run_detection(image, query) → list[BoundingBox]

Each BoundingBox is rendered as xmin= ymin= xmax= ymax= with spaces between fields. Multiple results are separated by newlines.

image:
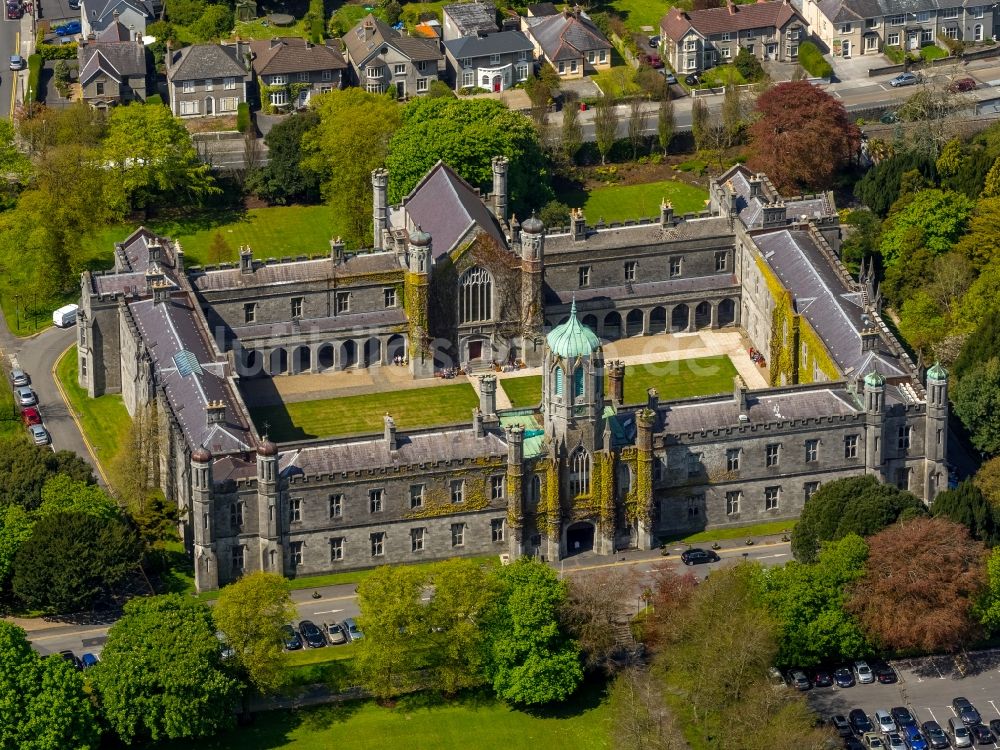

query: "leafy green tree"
xmin=733 ymin=47 xmax=764 ymax=82
xmin=385 ymin=98 xmax=552 ymax=213
xmin=213 ymin=571 xmax=295 ymax=696
xmin=691 ymin=96 xmax=709 ymax=152
xmin=975 ymin=546 xmax=1000 ymax=634
xmin=252 ymin=110 xmax=321 ymax=204
xmin=354 ymin=564 xmax=428 ymax=700
xmin=932 ymin=480 xmax=1000 ymax=545
xmin=0 ymin=621 xmax=99 ymax=750
xmin=483 ymin=558 xmax=582 ymax=705
xmin=189 ymin=3 xmax=233 ymax=41
xmin=561 ymin=102 xmax=582 ymax=162
xmin=37 ymin=475 xmax=119 ymax=519
xmin=164 ymin=0 xmax=206 ymax=26
xmin=594 ymin=93 xmax=619 ymax=166
xmin=93 ymin=595 xmax=241 ymax=743
xmin=539 ymin=199 xmax=570 ymax=227
xmin=898 ymin=289 xmax=949 ymax=354
xmin=838 ymin=208 xmax=881 ymax=270
xmin=954 ymin=197 xmax=1000 ymax=271
xmin=102 ymin=103 xmax=217 ymax=212
xmin=955 ymin=255 xmax=1000 ymax=334
xmin=792 ymin=475 xmax=926 ymax=562
xmin=953 ymin=357 xmax=1000 ymax=455
xmin=854 ymin=149 xmax=937 ymax=217
xmin=302 ymin=89 xmax=402 ymax=246
xmin=975 ymin=455 xmax=1000 ymax=506
xmin=763 ymin=534 xmax=871 ymax=668
xmin=0 ymin=506 xmax=33 ymax=595
xmin=426 ymin=558 xmax=499 ymax=694
xmin=12 ymin=511 xmax=144 ymax=613
xmin=657 ymin=96 xmax=674 ymax=156
xmin=0 ymin=119 xmax=30 ymax=201
xmin=879 ymin=188 xmax=974 ymax=266
xmin=0 ymin=438 xmax=94 ymax=511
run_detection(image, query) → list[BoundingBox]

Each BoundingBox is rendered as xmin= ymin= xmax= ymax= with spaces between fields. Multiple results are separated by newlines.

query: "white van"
xmin=52 ymin=304 xmax=79 ymax=328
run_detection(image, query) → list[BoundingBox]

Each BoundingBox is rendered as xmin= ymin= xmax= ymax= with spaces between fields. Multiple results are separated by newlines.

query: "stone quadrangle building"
xmin=78 ymin=160 xmax=950 ymax=592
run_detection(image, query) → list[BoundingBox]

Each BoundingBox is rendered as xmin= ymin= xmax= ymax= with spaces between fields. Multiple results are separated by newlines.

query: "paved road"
xmin=0 ymin=7 xmax=22 ymax=119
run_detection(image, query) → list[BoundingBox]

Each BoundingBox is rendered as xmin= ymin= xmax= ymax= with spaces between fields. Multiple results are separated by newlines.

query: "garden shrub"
xmin=797 ymin=41 xmax=833 ymax=78
xmin=236 ymin=102 xmax=250 ymax=133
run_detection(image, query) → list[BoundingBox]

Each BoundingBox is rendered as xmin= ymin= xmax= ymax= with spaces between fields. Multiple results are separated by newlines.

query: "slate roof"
xmin=282 ymin=426 xmax=507 ymax=475
xmin=661 ymin=1 xmax=803 ymax=42
xmin=443 ymin=2 xmax=498 ymax=36
xmin=85 ymin=0 xmax=153 ymax=24
xmin=114 ymin=227 xmax=178 ymax=276
xmin=191 ymin=253 xmax=402 ymax=292
xmin=544 ymin=216 xmax=729 ymax=254
xmin=78 ymin=39 xmax=147 ymax=84
xmin=723 ymin=165 xmax=835 ymax=228
xmin=443 ymin=29 xmax=534 ymax=58
xmin=526 ymin=2 xmax=558 ymax=16
xmin=811 ymin=0 xmax=978 ymax=25
xmin=128 ymin=294 xmax=255 ymax=456
xmin=96 ymin=20 xmax=132 ymax=41
xmin=167 ymin=43 xmax=248 ymax=82
xmin=525 ymin=10 xmax=611 ymax=62
xmin=343 ymin=14 xmax=443 ymax=66
xmin=398 ymin=161 xmax=508 ymax=258
xmin=752 ymin=229 xmax=907 ymax=380
xmin=249 ymin=37 xmax=346 ymax=76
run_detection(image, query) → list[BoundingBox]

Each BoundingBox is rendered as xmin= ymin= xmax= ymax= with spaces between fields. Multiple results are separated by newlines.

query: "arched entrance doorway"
xmin=671 ymin=304 xmax=689 ymax=332
xmin=718 ymin=298 xmax=736 ymax=327
xmin=694 ymin=301 xmax=711 ymax=329
xmin=317 ymin=344 xmax=335 ymax=371
xmin=625 ymin=309 xmax=643 ymax=337
xmin=604 ymin=311 xmax=622 ymax=339
xmin=649 ymin=306 xmax=667 ymax=334
xmin=565 ymin=521 xmax=595 ymax=556
xmin=492 ymin=75 xmax=502 ymax=92
xmin=387 ymin=334 xmax=406 ymax=363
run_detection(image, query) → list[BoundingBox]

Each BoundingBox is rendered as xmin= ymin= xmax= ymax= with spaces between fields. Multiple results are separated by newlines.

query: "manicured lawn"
xmin=920 ymin=44 xmax=948 ymax=61
xmin=621 ymin=355 xmax=738 ymax=404
xmin=698 ymin=64 xmax=747 ymax=88
xmin=156 ymin=682 xmax=610 ymax=750
xmin=0 ymin=368 xmax=21 ymax=438
xmin=250 ymin=382 xmax=479 ymax=440
xmin=285 ymin=645 xmax=359 ymax=692
xmin=612 ymin=0 xmax=669 ymax=32
xmin=55 ymin=346 xmax=132 ymax=477
xmin=590 ymin=58 xmax=642 ymax=98
xmin=501 ymin=376 xmax=543 ymax=409
xmin=558 ymin=180 xmax=710 ymax=223
xmin=679 ymin=519 xmax=793 ymax=544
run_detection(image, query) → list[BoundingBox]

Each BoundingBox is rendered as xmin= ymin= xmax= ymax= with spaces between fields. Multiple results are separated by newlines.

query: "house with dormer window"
xmin=166 ymin=42 xmax=251 ymax=118
xmin=522 ymin=6 xmax=611 ymax=79
xmin=342 ymin=14 xmax=443 ymax=98
xmin=443 ymin=30 xmax=534 ymax=92
xmin=249 ymin=37 xmax=347 ymax=110
xmin=77 ymin=20 xmax=148 ymax=107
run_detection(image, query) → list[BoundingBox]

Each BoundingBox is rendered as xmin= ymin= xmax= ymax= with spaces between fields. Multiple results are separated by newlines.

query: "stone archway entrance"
xmin=565 ymin=521 xmax=595 ymax=556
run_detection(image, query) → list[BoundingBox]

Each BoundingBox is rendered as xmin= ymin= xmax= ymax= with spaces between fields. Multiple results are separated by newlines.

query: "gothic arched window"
xmin=574 ymin=366 xmax=585 ymax=398
xmin=570 ymin=447 xmax=591 ymax=497
xmin=459 ymin=266 xmax=493 ymax=323
xmin=555 ymin=366 xmax=564 ymax=396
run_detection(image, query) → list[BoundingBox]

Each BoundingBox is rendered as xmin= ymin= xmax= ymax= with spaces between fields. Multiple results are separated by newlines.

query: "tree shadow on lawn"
xmin=148 ymin=208 xmax=249 ymax=241
xmin=294 ymin=699 xmax=364 ymax=731
xmin=520 ymin=673 xmax=609 ymax=719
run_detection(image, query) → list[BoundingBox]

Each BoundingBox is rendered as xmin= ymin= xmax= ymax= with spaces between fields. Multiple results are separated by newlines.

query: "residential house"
xmin=525 ymin=2 xmax=558 ymax=17
xmin=522 ymin=7 xmax=612 ymax=79
xmin=76 ymin=20 xmax=148 ymax=107
xmin=801 ymin=0 xmax=994 ymax=57
xmin=442 ymin=2 xmax=498 ymax=40
xmin=443 ymin=30 xmax=534 ymax=91
xmin=80 ymin=0 xmax=154 ymax=38
xmin=166 ymin=42 xmax=251 ymax=118
xmin=660 ymin=0 xmax=806 ymax=74
xmin=249 ymin=37 xmax=347 ymax=111
xmin=342 ymin=14 xmax=444 ymax=98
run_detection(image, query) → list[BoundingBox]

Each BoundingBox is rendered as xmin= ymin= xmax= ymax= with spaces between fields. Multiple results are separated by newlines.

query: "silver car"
xmin=875 ymin=709 xmax=897 ymax=734
xmin=16 ymin=386 xmax=36 ymax=406
xmin=9 ymin=368 xmax=28 ymax=387
xmin=28 ymin=424 xmax=49 ymax=445
xmin=323 ymin=621 xmax=347 ymax=645
xmin=854 ymin=660 xmax=874 ymax=684
xmin=889 ymin=72 xmax=920 ymax=87
xmin=342 ymin=618 xmax=363 ymax=642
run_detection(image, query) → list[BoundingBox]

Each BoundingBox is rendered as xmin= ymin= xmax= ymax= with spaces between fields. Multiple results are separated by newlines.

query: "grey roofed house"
xmin=166 ymin=42 xmax=251 ymax=117
xmin=248 ymin=36 xmax=347 ymax=76
xmin=392 ymin=161 xmax=507 ymax=258
xmin=443 ymin=28 xmax=534 ymax=58
xmin=167 ymin=42 xmax=249 ymax=82
xmin=442 ymin=1 xmax=498 ymax=40
xmin=809 ymin=0 xmax=976 ymax=24
xmin=524 ymin=8 xmax=611 ymax=62
xmin=342 ymin=14 xmax=444 ymax=65
xmin=81 ymin=0 xmax=154 ymax=38
xmin=77 ymin=24 xmax=148 ymax=106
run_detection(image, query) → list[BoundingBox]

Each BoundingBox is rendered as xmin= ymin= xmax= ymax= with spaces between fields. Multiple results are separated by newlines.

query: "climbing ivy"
xmin=506 ymin=466 xmax=523 ymax=531
xmin=595 ymin=451 xmax=615 ymax=536
xmin=258 ymin=82 xmax=312 ymax=114
xmin=404 ymin=465 xmax=501 ymax=519
xmin=798 ymin=318 xmax=841 ymax=384
xmin=404 ymin=271 xmax=429 ymax=358
xmin=545 ymin=459 xmax=560 ymax=540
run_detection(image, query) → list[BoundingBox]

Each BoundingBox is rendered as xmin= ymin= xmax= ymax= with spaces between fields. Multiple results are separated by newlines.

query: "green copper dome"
xmin=863 ymin=370 xmax=886 ymax=387
xmin=547 ymin=301 xmax=601 ymax=359
xmin=927 ymin=361 xmax=948 ymax=381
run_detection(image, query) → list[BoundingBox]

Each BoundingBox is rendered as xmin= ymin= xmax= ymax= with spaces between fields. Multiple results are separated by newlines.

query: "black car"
xmin=921 ymin=721 xmax=949 ymax=750
xmin=684 ymin=73 xmax=700 ymax=86
xmin=832 ymin=715 xmax=853 ymax=738
xmin=58 ymin=650 xmax=83 ymax=670
xmin=873 ymin=662 xmax=897 ymax=684
xmin=990 ymin=719 xmax=1000 ymax=736
xmin=970 ymin=723 xmax=995 ymax=745
xmin=849 ymin=708 xmax=873 ymax=735
xmin=953 ymin=697 xmax=982 ymax=726
xmin=681 ymin=548 xmax=719 ymax=565
xmin=833 ymin=667 xmax=855 ymax=687
xmin=845 ymin=737 xmax=864 ymax=750
xmin=891 ymin=706 xmax=916 ymax=729
xmin=281 ymin=624 xmax=302 ymax=650
xmin=299 ymin=620 xmax=326 ymax=649
xmin=814 ymin=670 xmax=834 ymax=687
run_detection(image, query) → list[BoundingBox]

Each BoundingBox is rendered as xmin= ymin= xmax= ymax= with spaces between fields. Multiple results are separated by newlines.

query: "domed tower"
xmin=190 ymin=446 xmax=218 ymax=591
xmin=543 ymin=300 xmax=604 ymax=450
xmin=255 ymin=438 xmax=283 ymax=576
xmin=863 ymin=370 xmax=886 ymax=481
xmin=925 ymin=362 xmax=949 ymax=500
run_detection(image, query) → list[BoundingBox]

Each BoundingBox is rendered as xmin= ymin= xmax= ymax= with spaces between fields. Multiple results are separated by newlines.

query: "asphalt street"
xmin=1 ymin=7 xmax=21 ymax=119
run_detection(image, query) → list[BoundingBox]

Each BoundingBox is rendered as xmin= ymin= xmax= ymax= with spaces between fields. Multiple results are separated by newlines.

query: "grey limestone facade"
xmin=166 ymin=42 xmax=252 ymax=118
xmin=79 ymin=161 xmax=950 ymax=592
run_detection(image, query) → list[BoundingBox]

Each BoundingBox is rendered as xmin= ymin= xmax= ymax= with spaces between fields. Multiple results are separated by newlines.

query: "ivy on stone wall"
xmin=755 ymin=254 xmax=796 ymax=387
xmin=798 ymin=318 xmax=841 ymax=384
xmin=403 ymin=271 xmax=429 ymax=358
xmin=403 ymin=465 xmax=499 ymax=519
xmin=595 ymin=451 xmax=615 ymax=536
xmin=545 ymin=459 xmax=561 ymax=540
xmin=258 ymin=82 xmax=312 ymax=114
xmin=506 ymin=469 xmax=523 ymax=531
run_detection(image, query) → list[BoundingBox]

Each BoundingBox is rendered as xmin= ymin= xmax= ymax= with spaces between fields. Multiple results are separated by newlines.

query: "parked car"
xmin=29 ymin=424 xmax=50 ymax=446
xmin=324 ymin=621 xmax=347 ymax=645
xmin=81 ymin=653 xmax=99 ymax=669
xmin=299 ymin=620 xmax=326 ymax=649
xmin=850 ymin=708 xmax=874 ymax=735
xmin=343 ymin=618 xmax=363 ymax=642
xmin=648 ymin=34 xmax=660 ymax=47
xmin=891 ymin=706 xmax=917 ymax=729
xmin=969 ymin=724 xmax=995 ymax=745
xmin=885 ymin=733 xmax=906 ymax=750
xmin=55 ymin=20 xmax=82 ymax=35
xmin=834 ymin=666 xmax=855 ymax=687
xmin=58 ymin=650 xmax=83 ymax=670
xmin=952 ymin=697 xmax=981 ymax=726
xmin=873 ymin=661 xmax=897 ymax=684
xmin=889 ymin=72 xmax=920 ymax=87
xmin=875 ymin=710 xmax=897 ymax=735
xmin=832 ymin=715 xmax=853 ymax=738
xmin=681 ymin=548 xmax=719 ymax=565
xmin=661 ymin=70 xmax=677 ymax=84
xmin=8 ymin=54 xmax=24 ymax=71
xmin=846 ymin=737 xmax=865 ymax=750
xmin=948 ymin=77 xmax=977 ymax=92
xmin=813 ymin=670 xmax=833 ymax=687
xmin=990 ymin=719 xmax=1000 ymax=736
xmin=281 ymin=624 xmax=302 ymax=650
xmin=6 ymin=3 xmax=21 ymax=19
xmin=949 ymin=716 xmax=973 ymax=748
xmin=9 ymin=368 xmax=28 ymax=387
xmin=684 ymin=73 xmax=699 ymax=85
xmin=790 ymin=670 xmax=811 ymax=690
xmin=20 ymin=406 xmax=40 ymax=426
xmin=902 ymin=725 xmax=928 ymax=750
xmin=16 ymin=386 xmax=36 ymax=406
xmin=922 ymin=721 xmax=950 ymax=750
xmin=863 ymin=733 xmax=885 ymax=749
xmin=880 ymin=111 xmax=900 ymax=124
xmin=646 ymin=53 xmax=664 ymax=69
xmin=854 ymin=660 xmax=874 ymax=684
xmin=68 ymin=0 xmax=80 ymax=7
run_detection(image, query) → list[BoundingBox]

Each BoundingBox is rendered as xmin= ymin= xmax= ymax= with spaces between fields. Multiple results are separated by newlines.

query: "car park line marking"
xmin=926 ymin=708 xmax=938 ymax=722
xmin=312 ymin=609 xmax=343 ymax=615
xmin=990 ymin=699 xmax=1000 ymax=717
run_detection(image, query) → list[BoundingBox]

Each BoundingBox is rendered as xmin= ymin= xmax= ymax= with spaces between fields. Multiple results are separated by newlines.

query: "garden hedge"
xmin=26 ymin=54 xmax=41 ymax=104
xmin=797 ymin=41 xmax=834 ymax=79
xmin=236 ymin=102 xmax=250 ymax=133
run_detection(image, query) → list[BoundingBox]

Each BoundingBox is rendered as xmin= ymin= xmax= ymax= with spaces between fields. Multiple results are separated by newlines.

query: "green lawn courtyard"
xmin=250 ymin=382 xmax=480 ymax=441
xmin=501 ymin=376 xmax=545 ymax=409
xmin=559 ymin=180 xmax=709 ymax=224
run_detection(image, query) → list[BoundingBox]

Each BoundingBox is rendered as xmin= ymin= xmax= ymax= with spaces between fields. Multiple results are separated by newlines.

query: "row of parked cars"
xmin=282 ymin=618 xmax=363 ymax=650
xmin=10 ymin=368 xmax=49 ymax=446
xmin=788 ymin=660 xmax=898 ymax=691
xmin=829 ymin=699 xmax=997 ymax=749
xmin=57 ymin=649 xmax=99 ymax=670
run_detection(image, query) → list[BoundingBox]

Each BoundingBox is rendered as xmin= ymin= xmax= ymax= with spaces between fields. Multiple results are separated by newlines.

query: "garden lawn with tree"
xmin=557 ymin=179 xmax=709 ymax=223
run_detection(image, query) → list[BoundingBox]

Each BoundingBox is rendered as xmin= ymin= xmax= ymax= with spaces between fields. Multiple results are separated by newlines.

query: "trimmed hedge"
xmin=884 ymin=45 xmax=906 ymax=64
xmin=36 ymin=42 xmax=77 ymax=60
xmin=797 ymin=41 xmax=833 ymax=79
xmin=26 ymin=54 xmax=41 ymax=104
xmin=146 ymin=94 xmax=163 ymax=105
xmin=236 ymin=101 xmax=250 ymax=133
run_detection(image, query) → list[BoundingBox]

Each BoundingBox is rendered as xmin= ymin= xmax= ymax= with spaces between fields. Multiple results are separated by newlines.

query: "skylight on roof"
xmin=173 ymin=350 xmax=203 ymax=377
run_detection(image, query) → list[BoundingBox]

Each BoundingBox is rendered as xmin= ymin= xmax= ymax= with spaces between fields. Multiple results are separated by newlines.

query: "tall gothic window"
xmin=570 ymin=447 xmax=591 ymax=497
xmin=574 ymin=366 xmax=585 ymax=397
xmin=459 ymin=267 xmax=493 ymax=323
xmin=555 ymin=366 xmax=564 ymax=396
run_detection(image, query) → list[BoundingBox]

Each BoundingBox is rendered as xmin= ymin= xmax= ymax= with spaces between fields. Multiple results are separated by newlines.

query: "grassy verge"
xmin=250 ymin=382 xmax=479 ymax=441
xmin=673 ymin=519 xmax=793 ymax=544
xmin=558 ymin=179 xmax=709 ymax=223
xmin=284 ymin=644 xmax=358 ymax=692
xmin=591 ymin=60 xmax=642 ymax=98
xmin=55 ymin=346 xmax=131 ymax=475
xmin=612 ymin=0 xmax=669 ymax=32
xmin=698 ymin=64 xmax=746 ymax=88
xmin=621 ymin=355 xmax=737 ymax=404
xmin=500 ymin=376 xmax=542 ymax=409
xmin=0 ymin=367 xmax=21 ymax=438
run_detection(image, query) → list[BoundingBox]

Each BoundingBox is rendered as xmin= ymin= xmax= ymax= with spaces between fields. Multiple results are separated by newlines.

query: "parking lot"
xmin=809 ymin=650 xmax=1000 ymax=747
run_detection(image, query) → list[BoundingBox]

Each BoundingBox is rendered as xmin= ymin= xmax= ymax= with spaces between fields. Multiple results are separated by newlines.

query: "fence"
xmin=868 ymin=42 xmax=1000 ymax=77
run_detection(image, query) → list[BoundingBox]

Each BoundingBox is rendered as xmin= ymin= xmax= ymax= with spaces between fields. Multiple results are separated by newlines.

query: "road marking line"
xmin=927 ymin=708 xmax=937 ymax=722
xmin=990 ymin=699 xmax=1000 ymax=718
xmin=312 ymin=609 xmax=343 ymax=615
xmin=30 ymin=625 xmax=110 ymax=643
xmin=9 ymin=30 xmax=18 ymax=118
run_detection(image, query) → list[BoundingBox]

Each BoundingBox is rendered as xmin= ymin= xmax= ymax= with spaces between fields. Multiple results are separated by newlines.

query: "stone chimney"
xmin=174 ymin=241 xmax=185 ymax=272
xmin=479 ymin=374 xmax=497 ymax=416
xmin=330 ymin=236 xmax=345 ymax=263
xmin=384 ymin=414 xmax=397 ymax=450
xmin=372 ymin=168 xmax=389 ymax=251
xmin=270 ymin=36 xmax=280 ymax=48
xmin=206 ymin=400 xmax=227 ymax=425
xmin=734 ymin=375 xmax=748 ymax=415
xmin=510 ymin=214 xmax=520 ymax=245
xmin=151 ymin=280 xmax=171 ymax=305
xmin=491 ymin=155 xmax=508 ymax=223
xmin=473 ymin=408 xmax=485 ymax=438
xmin=660 ymin=199 xmax=673 ymax=228
xmin=762 ymin=202 xmax=786 ymax=228
xmin=148 ymin=239 xmax=162 ymax=264
xmin=571 ymin=208 xmax=586 ymax=241
xmin=727 ymin=0 xmax=736 ymax=13
xmin=861 ymin=326 xmax=880 ymax=352
xmin=646 ymin=387 xmax=659 ymax=412
xmin=749 ymin=174 xmax=764 ymax=198
xmin=608 ymin=359 xmax=625 ymax=405
xmin=364 ymin=16 xmax=375 ymax=39
xmin=239 ymin=245 xmax=254 ymax=274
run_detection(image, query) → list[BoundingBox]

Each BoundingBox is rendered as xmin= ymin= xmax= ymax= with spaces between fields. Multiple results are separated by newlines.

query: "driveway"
xmin=830 ymin=52 xmax=894 ymax=82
